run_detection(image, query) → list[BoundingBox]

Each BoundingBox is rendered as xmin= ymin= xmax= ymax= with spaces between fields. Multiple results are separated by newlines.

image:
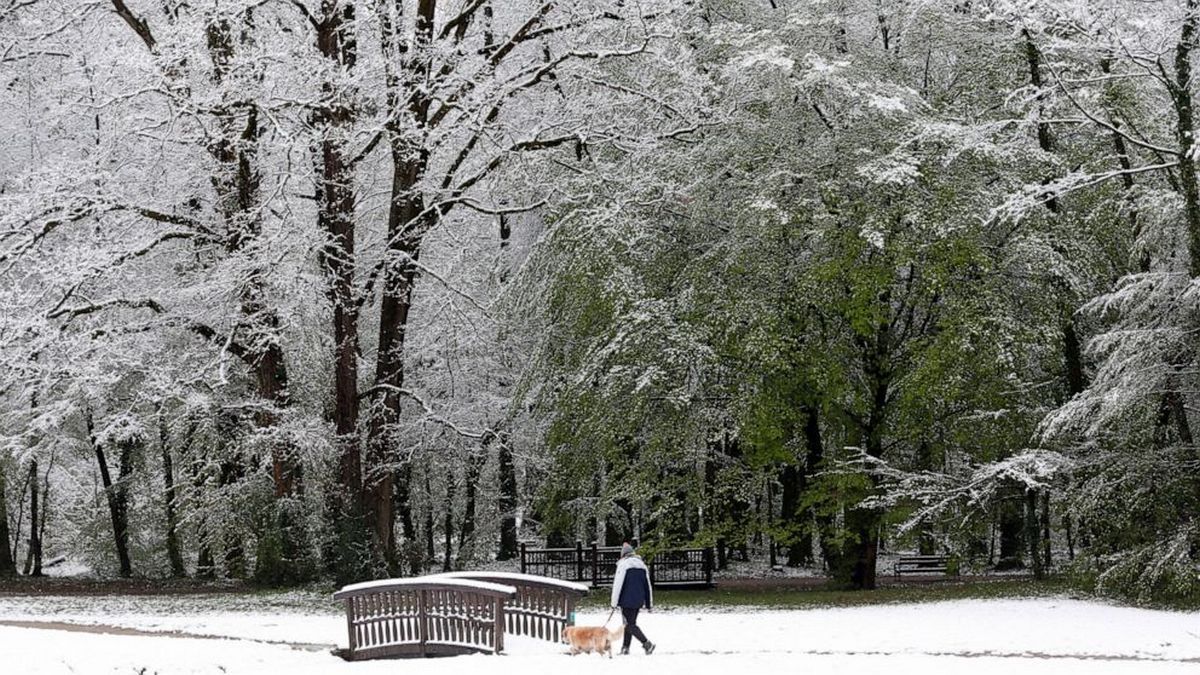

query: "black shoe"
xmin=643 ymin=641 xmax=655 ymax=655
xmin=619 ymin=647 xmax=629 ymax=656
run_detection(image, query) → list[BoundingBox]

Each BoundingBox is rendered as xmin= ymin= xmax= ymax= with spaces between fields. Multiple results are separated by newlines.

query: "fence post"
xmin=704 ymin=548 xmax=713 ymax=587
xmin=343 ymin=598 xmax=357 ymax=658
xmin=649 ymin=557 xmax=657 ymax=585
xmin=418 ymin=589 xmax=428 ymax=657
xmin=590 ymin=542 xmax=599 ymax=586
xmin=493 ymin=596 xmax=505 ymax=653
xmin=520 ymin=543 xmax=527 ymax=574
xmin=575 ymin=540 xmax=584 ymax=581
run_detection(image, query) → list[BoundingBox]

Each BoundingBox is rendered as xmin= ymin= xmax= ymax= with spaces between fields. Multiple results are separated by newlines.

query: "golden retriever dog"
xmin=561 ymin=624 xmax=625 ymax=658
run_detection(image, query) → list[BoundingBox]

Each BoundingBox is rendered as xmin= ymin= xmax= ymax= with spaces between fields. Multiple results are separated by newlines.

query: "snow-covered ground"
xmin=0 ymin=594 xmax=1197 ymax=674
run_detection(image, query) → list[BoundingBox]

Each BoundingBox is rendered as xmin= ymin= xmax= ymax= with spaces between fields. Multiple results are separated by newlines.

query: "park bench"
xmin=333 ymin=572 xmax=589 ymax=660
xmin=894 ymin=554 xmax=956 ymax=579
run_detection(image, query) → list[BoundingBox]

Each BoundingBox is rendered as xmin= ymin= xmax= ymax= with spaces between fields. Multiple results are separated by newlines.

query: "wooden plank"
xmin=493 ymin=597 xmax=504 ymax=653
xmin=344 ymin=599 xmax=356 ymax=657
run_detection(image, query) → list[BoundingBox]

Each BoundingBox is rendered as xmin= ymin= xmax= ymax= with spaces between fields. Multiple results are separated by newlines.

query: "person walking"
xmin=610 ymin=541 xmax=656 ymax=655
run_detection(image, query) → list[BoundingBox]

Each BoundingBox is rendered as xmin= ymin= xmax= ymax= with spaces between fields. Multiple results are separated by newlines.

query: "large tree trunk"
xmin=189 ymin=441 xmax=216 ymax=581
xmin=312 ymin=0 xmax=366 ymax=583
xmin=1024 ymin=30 xmax=1069 ymax=571
xmin=443 ymin=470 xmax=455 ymax=572
xmin=394 ymin=462 xmax=419 ymax=573
xmin=997 ymin=488 xmax=1026 ymax=570
xmin=1098 ymin=57 xmax=1148 ymax=272
xmin=205 ymin=14 xmax=309 ymax=585
xmin=159 ymin=413 xmax=185 ymax=578
xmin=23 ymin=461 xmax=42 ymax=577
xmin=495 ymin=208 xmax=520 ymax=562
xmin=1173 ymin=1 xmax=1200 ymax=276
xmin=779 ymin=460 xmax=810 ymax=567
xmin=802 ymin=405 xmax=838 ymax=573
xmin=365 ymin=0 xmax=438 ymax=577
xmin=1040 ymin=491 xmax=1052 ymax=569
xmin=837 ymin=320 xmax=891 ymax=590
xmin=781 ymin=407 xmax=822 ymax=567
xmin=457 ymin=448 xmax=487 ymax=566
xmin=0 ymin=465 xmax=14 ymax=576
xmin=496 ymin=432 xmax=519 ymax=561
xmin=88 ymin=415 xmax=132 ymax=578
xmin=1025 ymin=489 xmax=1045 ymax=580
xmin=216 ymin=445 xmax=247 ymax=580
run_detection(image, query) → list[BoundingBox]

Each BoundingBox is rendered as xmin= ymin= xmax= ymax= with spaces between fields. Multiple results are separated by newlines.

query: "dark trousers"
xmin=620 ymin=606 xmax=648 ymax=650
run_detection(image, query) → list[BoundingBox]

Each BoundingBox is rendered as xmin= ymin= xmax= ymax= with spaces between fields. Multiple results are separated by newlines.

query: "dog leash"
xmin=603 ymin=607 xmax=617 ymax=627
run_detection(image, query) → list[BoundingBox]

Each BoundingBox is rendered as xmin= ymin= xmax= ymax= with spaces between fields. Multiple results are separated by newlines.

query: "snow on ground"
xmin=0 ymin=594 xmax=1197 ymax=674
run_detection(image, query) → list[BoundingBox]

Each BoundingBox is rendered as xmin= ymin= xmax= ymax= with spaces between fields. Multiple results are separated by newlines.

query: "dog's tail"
xmin=609 ymin=624 xmax=625 ymax=642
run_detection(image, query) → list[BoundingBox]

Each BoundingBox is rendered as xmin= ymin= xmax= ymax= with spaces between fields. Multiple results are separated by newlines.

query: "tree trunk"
xmin=766 ymin=477 xmax=777 ymax=568
xmin=496 ymin=432 xmax=519 ymax=561
xmin=394 ymin=462 xmax=419 ymax=574
xmin=442 ymin=471 xmax=455 ymax=572
xmin=1040 ymin=491 xmax=1052 ymax=569
xmin=88 ymin=415 xmax=132 ymax=578
xmin=366 ymin=0 xmax=438 ymax=577
xmin=189 ymin=443 xmax=215 ymax=581
xmin=1065 ymin=515 xmax=1076 ymax=561
xmin=159 ymin=413 xmax=185 ymax=578
xmin=997 ymin=491 xmax=1025 ymax=570
xmin=779 ymin=462 xmax=806 ymax=566
xmin=1022 ymin=28 xmax=1060 ymax=213
xmin=313 ymin=0 xmax=365 ymax=584
xmin=424 ymin=470 xmax=436 ymax=570
xmin=1099 ymin=57 xmax=1148 ymax=272
xmin=838 ymin=320 xmax=890 ymax=590
xmin=24 ymin=461 xmax=42 ymax=577
xmin=219 ymin=458 xmax=245 ymax=580
xmin=196 ymin=536 xmax=215 ymax=581
xmin=457 ymin=448 xmax=486 ymax=566
xmin=207 ymin=15 xmax=308 ymax=585
xmin=1025 ymin=489 xmax=1044 ymax=580
xmin=803 ymin=405 xmax=833 ymax=571
xmin=1172 ymin=1 xmax=1200 ymax=276
xmin=1063 ymin=319 xmax=1086 ymax=398
xmin=0 ymin=465 xmax=13 ymax=576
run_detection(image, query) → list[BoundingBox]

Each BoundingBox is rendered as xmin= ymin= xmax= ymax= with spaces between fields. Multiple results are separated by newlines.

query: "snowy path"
xmin=0 ymin=596 xmax=1197 ymax=673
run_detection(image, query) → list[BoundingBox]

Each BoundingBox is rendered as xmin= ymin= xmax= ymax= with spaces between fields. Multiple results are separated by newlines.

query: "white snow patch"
xmin=868 ymin=94 xmax=909 ymax=113
xmin=333 ymin=576 xmax=517 ymax=598
xmin=428 ymin=571 xmax=591 ymax=593
xmin=0 ymin=596 xmax=1197 ymax=673
xmin=733 ymin=46 xmax=795 ymax=72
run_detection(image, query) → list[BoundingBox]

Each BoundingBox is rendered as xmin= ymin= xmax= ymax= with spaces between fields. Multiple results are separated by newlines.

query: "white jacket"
xmin=610 ymin=554 xmax=654 ymax=608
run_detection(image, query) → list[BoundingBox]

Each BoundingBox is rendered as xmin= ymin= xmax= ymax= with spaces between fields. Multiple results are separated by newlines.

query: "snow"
xmin=1 ymin=595 xmax=1198 ymax=673
xmin=428 ymin=571 xmax=591 ymax=593
xmin=333 ymin=577 xmax=518 ymax=598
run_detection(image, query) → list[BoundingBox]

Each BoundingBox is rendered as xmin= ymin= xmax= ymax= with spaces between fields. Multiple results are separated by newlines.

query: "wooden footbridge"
xmin=333 ymin=571 xmax=589 ymax=659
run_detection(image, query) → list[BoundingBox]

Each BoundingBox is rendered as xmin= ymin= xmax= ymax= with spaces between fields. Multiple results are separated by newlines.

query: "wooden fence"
xmin=520 ymin=542 xmax=714 ymax=588
xmin=430 ymin=572 xmax=589 ymax=643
